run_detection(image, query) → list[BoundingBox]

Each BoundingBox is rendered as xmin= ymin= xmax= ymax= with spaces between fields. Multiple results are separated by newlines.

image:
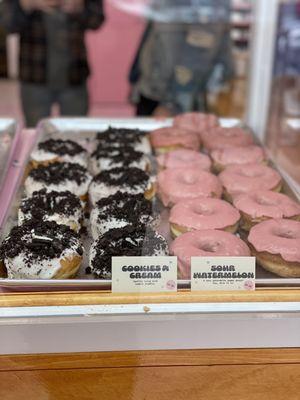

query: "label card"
xmin=112 ymin=256 xmax=177 ymax=293
xmin=191 ymin=257 xmax=256 ymax=291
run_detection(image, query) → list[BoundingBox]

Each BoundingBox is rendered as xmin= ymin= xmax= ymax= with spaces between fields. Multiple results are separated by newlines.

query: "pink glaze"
xmin=201 ymin=127 xmax=254 ymax=152
xmin=150 ymin=127 xmax=200 ymax=151
xmin=211 ymin=145 xmax=265 ymax=168
xmin=157 ymin=149 xmax=211 ymax=171
xmin=171 ymin=229 xmax=250 ymax=279
xmin=248 ymin=219 xmax=300 ymax=263
xmin=234 ymin=190 xmax=300 ymax=219
xmin=219 ymin=163 xmax=282 ymax=198
xmin=173 ymin=112 xmax=219 ymax=135
xmin=158 ymin=168 xmax=223 ymax=207
xmin=170 ymin=197 xmax=240 ymax=231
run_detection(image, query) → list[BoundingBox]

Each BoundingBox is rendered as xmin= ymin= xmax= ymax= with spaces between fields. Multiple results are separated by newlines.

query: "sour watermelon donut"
xmin=173 ymin=112 xmax=219 ymax=135
xmin=158 ymin=168 xmax=223 ymax=207
xmin=219 ymin=163 xmax=282 ymax=202
xmin=150 ymin=127 xmax=200 ymax=153
xmin=233 ymin=190 xmax=300 ymax=231
xmin=169 ymin=197 xmax=241 ymax=237
xmin=211 ymin=145 xmax=266 ymax=173
xmin=157 ymin=149 xmax=211 ymax=171
xmin=248 ymin=219 xmax=300 ymax=277
xmin=201 ymin=127 xmax=254 ymax=152
xmin=170 ymin=229 xmax=250 ymax=279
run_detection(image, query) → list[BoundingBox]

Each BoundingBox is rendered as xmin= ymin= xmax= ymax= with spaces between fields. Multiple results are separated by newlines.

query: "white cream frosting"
xmin=90 ymin=154 xmax=150 ymax=175
xmin=25 ymin=174 xmax=92 ymax=198
xmin=89 ymin=180 xmax=152 ymax=206
xmin=31 ymin=149 xmax=89 ymax=168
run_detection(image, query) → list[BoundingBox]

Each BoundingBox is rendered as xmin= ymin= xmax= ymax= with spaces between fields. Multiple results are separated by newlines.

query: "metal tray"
xmin=0 ymin=118 xmax=19 ymax=192
xmin=1 ymin=117 xmax=300 ymax=292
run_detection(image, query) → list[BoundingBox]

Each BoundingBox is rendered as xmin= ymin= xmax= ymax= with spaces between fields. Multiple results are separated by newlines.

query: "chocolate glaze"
xmin=38 ymin=138 xmax=87 ymax=156
xmin=0 ymin=220 xmax=83 ymax=266
xmin=90 ymin=225 xmax=168 ymax=279
xmin=20 ymin=189 xmax=82 ymax=219
xmin=92 ymin=167 xmax=150 ymax=188
xmin=29 ymin=162 xmax=89 ymax=185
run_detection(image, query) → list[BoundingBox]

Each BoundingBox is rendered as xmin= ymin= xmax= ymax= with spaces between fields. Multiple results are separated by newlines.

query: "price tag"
xmin=112 ymin=256 xmax=177 ymax=293
xmin=191 ymin=257 xmax=256 ymax=291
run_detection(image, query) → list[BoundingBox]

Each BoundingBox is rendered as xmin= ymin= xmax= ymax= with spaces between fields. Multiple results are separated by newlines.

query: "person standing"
xmin=1 ymin=0 xmax=104 ymax=126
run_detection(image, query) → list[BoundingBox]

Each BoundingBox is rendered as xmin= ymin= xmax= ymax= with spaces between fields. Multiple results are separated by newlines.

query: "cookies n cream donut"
xmin=0 ymin=220 xmax=84 ymax=279
xmin=170 ymin=229 xmax=250 ymax=279
xmin=157 ymin=149 xmax=211 ymax=171
xmin=248 ymin=219 xmax=300 ymax=277
xmin=19 ymin=189 xmax=83 ymax=232
xmin=25 ymin=162 xmax=92 ymax=200
xmin=96 ymin=127 xmax=151 ymax=154
xmin=150 ymin=127 xmax=200 ymax=153
xmin=169 ymin=197 xmax=240 ymax=237
xmin=219 ymin=163 xmax=282 ymax=202
xmin=201 ymin=127 xmax=254 ymax=152
xmin=89 ymin=167 xmax=155 ymax=205
xmin=90 ymin=191 xmax=159 ymax=239
xmin=90 ymin=146 xmax=150 ymax=175
xmin=211 ymin=145 xmax=266 ymax=173
xmin=173 ymin=112 xmax=219 ymax=134
xmin=88 ymin=225 xmax=169 ymax=279
xmin=234 ymin=190 xmax=300 ymax=231
xmin=158 ymin=168 xmax=223 ymax=207
xmin=31 ymin=138 xmax=88 ymax=168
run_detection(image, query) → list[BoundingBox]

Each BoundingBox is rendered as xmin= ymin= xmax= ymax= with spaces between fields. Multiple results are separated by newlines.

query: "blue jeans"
xmin=21 ymin=83 xmax=89 ymax=127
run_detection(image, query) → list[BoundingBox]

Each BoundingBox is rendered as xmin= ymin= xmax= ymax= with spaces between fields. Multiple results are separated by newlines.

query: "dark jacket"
xmin=1 ymin=0 xmax=104 ymax=85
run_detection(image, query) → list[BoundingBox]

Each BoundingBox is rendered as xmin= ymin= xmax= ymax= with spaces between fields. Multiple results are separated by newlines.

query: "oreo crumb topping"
xmin=20 ymin=189 xmax=82 ymax=219
xmin=92 ymin=167 xmax=150 ymax=188
xmin=90 ymin=225 xmax=169 ymax=279
xmin=0 ymin=220 xmax=83 ymax=265
xmin=92 ymin=146 xmax=145 ymax=165
xmin=29 ymin=162 xmax=89 ymax=185
xmin=96 ymin=127 xmax=147 ymax=146
xmin=38 ymin=138 xmax=87 ymax=156
xmin=95 ymin=191 xmax=154 ymax=223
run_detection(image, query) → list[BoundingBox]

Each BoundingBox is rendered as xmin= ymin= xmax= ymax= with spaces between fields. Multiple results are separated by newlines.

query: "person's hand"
xmin=61 ymin=0 xmax=84 ymax=14
xmin=20 ymin=0 xmax=60 ymax=13
xmin=152 ymin=105 xmax=174 ymax=118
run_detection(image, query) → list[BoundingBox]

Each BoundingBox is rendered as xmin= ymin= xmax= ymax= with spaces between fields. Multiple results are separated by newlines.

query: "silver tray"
xmin=1 ymin=117 xmax=300 ymax=292
xmin=0 ymin=118 xmax=19 ymax=191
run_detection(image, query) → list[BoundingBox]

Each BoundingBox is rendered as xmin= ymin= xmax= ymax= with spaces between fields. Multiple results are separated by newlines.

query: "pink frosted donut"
xmin=211 ymin=145 xmax=266 ymax=172
xmin=171 ymin=229 xmax=250 ymax=279
xmin=234 ymin=190 xmax=300 ymax=230
xmin=219 ymin=163 xmax=282 ymax=201
xmin=173 ymin=112 xmax=219 ymax=135
xmin=157 ymin=149 xmax=211 ymax=171
xmin=248 ymin=219 xmax=300 ymax=277
xmin=169 ymin=197 xmax=241 ymax=237
xmin=150 ymin=127 xmax=200 ymax=153
xmin=158 ymin=168 xmax=223 ymax=207
xmin=201 ymin=127 xmax=254 ymax=152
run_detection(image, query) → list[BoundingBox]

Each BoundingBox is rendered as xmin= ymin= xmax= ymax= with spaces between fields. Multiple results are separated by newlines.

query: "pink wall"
xmin=86 ymin=3 xmax=145 ymax=107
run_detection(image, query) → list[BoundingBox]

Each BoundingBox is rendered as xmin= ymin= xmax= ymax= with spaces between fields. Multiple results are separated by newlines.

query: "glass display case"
xmin=0 ymin=1 xmax=300 ymax=398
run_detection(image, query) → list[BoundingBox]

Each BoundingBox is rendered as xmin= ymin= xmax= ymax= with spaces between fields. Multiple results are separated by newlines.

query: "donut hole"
xmin=198 ymin=240 xmax=220 ymax=253
xmin=181 ymin=174 xmax=198 ymax=185
xmin=193 ymin=205 xmax=213 ymax=216
xmin=276 ymin=230 xmax=296 ymax=239
xmin=255 ymin=195 xmax=278 ymax=207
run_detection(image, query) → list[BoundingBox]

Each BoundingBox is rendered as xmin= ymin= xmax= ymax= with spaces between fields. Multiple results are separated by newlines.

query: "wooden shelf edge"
xmin=1 ymin=288 xmax=300 ymax=308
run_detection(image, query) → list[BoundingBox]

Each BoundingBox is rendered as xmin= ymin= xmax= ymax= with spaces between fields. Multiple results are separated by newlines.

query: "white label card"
xmin=191 ymin=257 xmax=256 ymax=291
xmin=112 ymin=256 xmax=177 ymax=293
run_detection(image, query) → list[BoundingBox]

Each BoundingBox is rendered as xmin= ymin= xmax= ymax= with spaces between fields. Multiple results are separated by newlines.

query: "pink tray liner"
xmin=0 ymin=129 xmax=39 ymax=229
